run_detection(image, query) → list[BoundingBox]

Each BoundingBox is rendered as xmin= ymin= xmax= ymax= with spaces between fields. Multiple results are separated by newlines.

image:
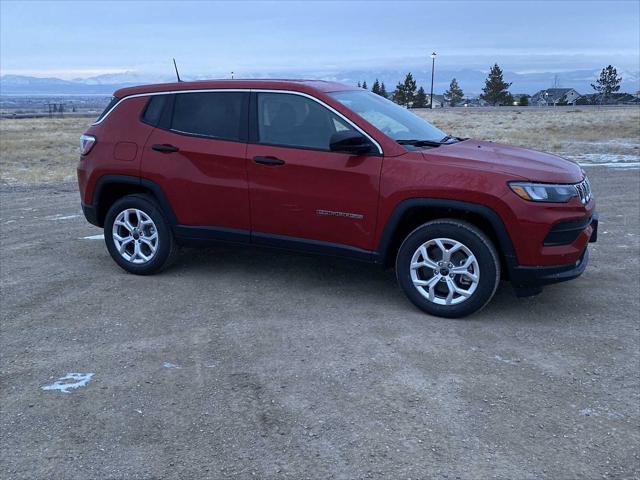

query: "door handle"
xmin=152 ymin=144 xmax=179 ymax=153
xmin=253 ymin=156 xmax=285 ymax=166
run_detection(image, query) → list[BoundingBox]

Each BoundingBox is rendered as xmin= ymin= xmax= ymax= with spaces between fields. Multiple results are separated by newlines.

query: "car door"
xmin=246 ymin=91 xmax=383 ymax=253
xmin=141 ymin=91 xmax=250 ymax=234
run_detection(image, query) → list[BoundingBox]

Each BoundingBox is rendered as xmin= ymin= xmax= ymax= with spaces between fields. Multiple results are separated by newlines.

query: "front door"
xmin=246 ymin=92 xmax=382 ymax=252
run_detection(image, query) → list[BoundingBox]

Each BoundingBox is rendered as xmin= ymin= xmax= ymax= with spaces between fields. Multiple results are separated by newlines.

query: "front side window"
xmin=171 ymin=92 xmax=245 ymax=141
xmin=329 ymin=90 xmax=447 ymax=143
xmin=257 ymin=93 xmax=354 ymax=150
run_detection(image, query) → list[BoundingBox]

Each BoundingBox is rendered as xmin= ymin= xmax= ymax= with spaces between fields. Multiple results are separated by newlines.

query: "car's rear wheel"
xmin=396 ymin=219 xmax=500 ymax=318
xmin=104 ymin=194 xmax=176 ymax=275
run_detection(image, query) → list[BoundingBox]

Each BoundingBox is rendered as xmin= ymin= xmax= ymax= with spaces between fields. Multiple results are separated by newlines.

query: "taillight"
xmin=80 ymin=134 xmax=96 ymax=155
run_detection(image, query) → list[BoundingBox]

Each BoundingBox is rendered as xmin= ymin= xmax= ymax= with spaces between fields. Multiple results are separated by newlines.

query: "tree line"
xmin=357 ymin=73 xmax=466 ymax=107
xmin=356 ymin=63 xmax=624 ymax=108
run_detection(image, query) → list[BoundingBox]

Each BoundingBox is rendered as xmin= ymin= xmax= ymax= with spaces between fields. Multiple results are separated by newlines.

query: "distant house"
xmin=606 ymin=92 xmax=639 ymax=104
xmin=428 ymin=94 xmax=445 ymax=108
xmin=577 ymin=92 xmax=640 ymax=105
xmin=512 ymin=94 xmax=530 ymax=106
xmin=531 ymin=88 xmax=581 ymax=106
xmin=461 ymin=97 xmax=489 ymax=107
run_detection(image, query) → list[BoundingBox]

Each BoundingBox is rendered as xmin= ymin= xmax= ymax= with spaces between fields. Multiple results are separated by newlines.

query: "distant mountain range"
xmin=1 ymin=68 xmax=638 ymax=96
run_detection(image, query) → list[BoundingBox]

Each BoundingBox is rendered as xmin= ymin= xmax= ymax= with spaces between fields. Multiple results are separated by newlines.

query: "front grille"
xmin=575 ymin=177 xmax=592 ymax=204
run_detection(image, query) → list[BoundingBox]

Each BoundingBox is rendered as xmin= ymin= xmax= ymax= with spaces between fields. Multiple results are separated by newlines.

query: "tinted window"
xmin=171 ymin=92 xmax=245 ymax=141
xmin=96 ymin=96 xmax=119 ymax=122
xmin=257 ymin=93 xmax=354 ymax=150
xmin=142 ymin=95 xmax=167 ymax=126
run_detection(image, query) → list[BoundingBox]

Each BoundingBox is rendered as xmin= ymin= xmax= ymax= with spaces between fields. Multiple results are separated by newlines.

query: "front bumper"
xmin=509 ymin=213 xmax=597 ymax=297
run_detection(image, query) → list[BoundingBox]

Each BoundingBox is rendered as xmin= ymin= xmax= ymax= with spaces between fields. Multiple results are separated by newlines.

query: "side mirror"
xmin=329 ymin=131 xmax=374 ymax=155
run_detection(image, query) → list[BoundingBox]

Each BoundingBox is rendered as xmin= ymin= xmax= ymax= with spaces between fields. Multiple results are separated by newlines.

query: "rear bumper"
xmin=81 ymin=202 xmax=100 ymax=227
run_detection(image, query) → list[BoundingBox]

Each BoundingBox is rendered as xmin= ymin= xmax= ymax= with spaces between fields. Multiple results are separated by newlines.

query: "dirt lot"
xmin=0 ymin=166 xmax=639 ymax=479
xmin=0 ymin=106 xmax=639 ymax=185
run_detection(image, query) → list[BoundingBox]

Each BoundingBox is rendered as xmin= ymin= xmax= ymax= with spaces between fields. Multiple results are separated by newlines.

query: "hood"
xmin=427 ymin=139 xmax=583 ymax=184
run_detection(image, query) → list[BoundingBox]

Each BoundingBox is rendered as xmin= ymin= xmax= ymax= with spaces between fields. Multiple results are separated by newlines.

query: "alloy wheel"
xmin=410 ymin=237 xmax=480 ymax=305
xmin=111 ymin=208 xmax=159 ymax=264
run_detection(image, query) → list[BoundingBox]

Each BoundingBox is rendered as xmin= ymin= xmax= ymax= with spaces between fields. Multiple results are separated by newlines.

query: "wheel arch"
xmin=377 ymin=198 xmax=517 ymax=276
xmin=91 ymin=175 xmax=177 ymax=228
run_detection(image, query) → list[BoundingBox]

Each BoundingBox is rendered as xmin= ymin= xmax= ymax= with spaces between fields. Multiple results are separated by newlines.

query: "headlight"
xmin=509 ymin=182 xmax=578 ymax=203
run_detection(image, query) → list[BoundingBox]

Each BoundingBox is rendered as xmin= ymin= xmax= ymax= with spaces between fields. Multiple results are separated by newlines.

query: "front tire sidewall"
xmin=396 ymin=221 xmax=500 ymax=318
xmin=104 ymin=195 xmax=174 ymax=275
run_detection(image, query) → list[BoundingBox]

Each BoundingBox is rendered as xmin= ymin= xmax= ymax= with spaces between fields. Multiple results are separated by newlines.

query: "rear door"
xmin=141 ymin=91 xmax=250 ymax=232
xmin=246 ymin=91 xmax=383 ymax=252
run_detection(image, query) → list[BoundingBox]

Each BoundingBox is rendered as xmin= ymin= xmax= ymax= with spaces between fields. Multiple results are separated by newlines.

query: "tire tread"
xmin=395 ymin=218 xmax=501 ymax=318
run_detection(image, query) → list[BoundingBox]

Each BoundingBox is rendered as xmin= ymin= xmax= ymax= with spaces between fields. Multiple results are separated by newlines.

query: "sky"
xmin=1 ymin=0 xmax=639 ymax=79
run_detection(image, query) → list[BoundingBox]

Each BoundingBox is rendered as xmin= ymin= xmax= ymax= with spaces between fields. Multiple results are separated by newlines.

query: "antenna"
xmin=173 ymin=58 xmax=183 ymax=82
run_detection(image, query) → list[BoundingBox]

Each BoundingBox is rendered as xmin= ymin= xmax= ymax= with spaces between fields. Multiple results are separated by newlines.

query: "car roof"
xmin=114 ymin=79 xmax=358 ymax=98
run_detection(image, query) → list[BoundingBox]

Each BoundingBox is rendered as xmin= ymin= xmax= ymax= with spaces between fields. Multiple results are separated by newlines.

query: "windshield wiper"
xmin=397 ymin=139 xmax=443 ymax=147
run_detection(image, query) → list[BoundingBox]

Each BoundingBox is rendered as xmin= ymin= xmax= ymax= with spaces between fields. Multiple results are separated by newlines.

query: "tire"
xmin=395 ymin=219 xmax=500 ymax=318
xmin=104 ymin=194 xmax=177 ymax=275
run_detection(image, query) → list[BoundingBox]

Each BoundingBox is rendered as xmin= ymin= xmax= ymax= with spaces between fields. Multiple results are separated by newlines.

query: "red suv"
xmin=77 ymin=80 xmax=597 ymax=318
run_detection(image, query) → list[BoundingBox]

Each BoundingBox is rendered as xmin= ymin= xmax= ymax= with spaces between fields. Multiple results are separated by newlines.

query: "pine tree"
xmin=480 ymin=64 xmax=512 ymax=106
xmin=444 ymin=78 xmax=464 ymax=106
xmin=362 ymin=81 xmax=368 ymax=90
xmin=379 ymin=82 xmax=388 ymax=98
xmin=518 ymin=95 xmax=529 ymax=106
xmin=357 ymin=81 xmax=361 ymax=88
xmin=393 ymin=81 xmax=406 ymax=106
xmin=372 ymin=79 xmax=381 ymax=95
xmin=591 ymin=65 xmax=622 ymax=104
xmin=413 ymin=87 xmax=428 ymax=108
xmin=402 ymin=73 xmax=417 ymax=107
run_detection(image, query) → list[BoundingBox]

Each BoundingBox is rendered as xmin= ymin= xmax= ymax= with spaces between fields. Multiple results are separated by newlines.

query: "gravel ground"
xmin=1 ymin=166 xmax=639 ymax=480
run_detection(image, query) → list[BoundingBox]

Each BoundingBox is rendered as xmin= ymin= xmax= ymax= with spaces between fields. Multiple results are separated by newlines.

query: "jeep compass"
xmin=77 ymin=79 xmax=597 ymax=318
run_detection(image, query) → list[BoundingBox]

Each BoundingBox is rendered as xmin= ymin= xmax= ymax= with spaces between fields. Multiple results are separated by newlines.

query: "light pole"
xmin=430 ymin=52 xmax=437 ymax=109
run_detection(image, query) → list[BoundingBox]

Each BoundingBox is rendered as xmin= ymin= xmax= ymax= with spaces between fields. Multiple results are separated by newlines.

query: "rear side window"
xmin=141 ymin=95 xmax=167 ymax=126
xmin=171 ymin=92 xmax=245 ymax=141
xmin=95 ymin=96 xmax=119 ymax=122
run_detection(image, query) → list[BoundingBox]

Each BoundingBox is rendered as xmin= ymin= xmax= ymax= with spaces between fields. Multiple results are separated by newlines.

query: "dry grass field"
xmin=0 ymin=107 xmax=638 ymax=185
xmin=417 ymin=106 xmax=640 ymax=163
xmin=0 ymin=117 xmax=92 ymax=185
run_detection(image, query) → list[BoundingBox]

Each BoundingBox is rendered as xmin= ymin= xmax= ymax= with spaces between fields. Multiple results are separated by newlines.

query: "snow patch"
xmin=42 ymin=373 xmax=93 ymax=393
xmin=47 ymin=214 xmax=81 ymax=221
xmin=569 ymin=153 xmax=639 ymax=163
xmin=494 ymin=355 xmax=520 ymax=365
xmin=580 ymin=162 xmax=640 ymax=169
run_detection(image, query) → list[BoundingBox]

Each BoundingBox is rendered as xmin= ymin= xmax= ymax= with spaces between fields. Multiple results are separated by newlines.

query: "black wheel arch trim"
xmin=376 ymin=198 xmax=518 ymax=269
xmin=90 ymin=174 xmax=178 ymax=227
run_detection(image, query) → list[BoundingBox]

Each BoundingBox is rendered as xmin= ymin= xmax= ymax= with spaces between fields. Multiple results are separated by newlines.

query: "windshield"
xmin=329 ymin=90 xmax=447 ymax=143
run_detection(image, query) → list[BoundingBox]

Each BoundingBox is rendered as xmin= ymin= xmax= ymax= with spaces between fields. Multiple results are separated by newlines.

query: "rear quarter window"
xmin=95 ymin=96 xmax=119 ymax=122
xmin=141 ymin=95 xmax=168 ymax=126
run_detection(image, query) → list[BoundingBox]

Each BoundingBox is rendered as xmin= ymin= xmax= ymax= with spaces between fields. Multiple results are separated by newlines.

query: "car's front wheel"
xmin=104 ymin=194 xmax=176 ymax=275
xmin=396 ymin=219 xmax=500 ymax=318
